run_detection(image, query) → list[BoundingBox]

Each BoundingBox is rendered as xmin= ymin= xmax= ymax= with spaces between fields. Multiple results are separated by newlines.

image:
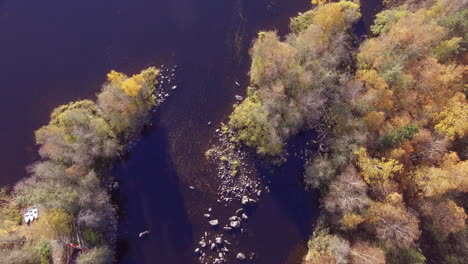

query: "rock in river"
xmin=215 ymin=237 xmax=223 ymax=244
xmin=139 ymin=231 xmax=149 ymax=238
xmin=241 ymin=196 xmax=249 ymax=205
xmin=230 ymin=220 xmax=240 ymax=228
xmin=237 ymin=252 xmax=246 ymax=261
xmin=209 ymin=219 xmax=219 ymax=226
xmin=199 ymin=241 xmax=207 ymax=248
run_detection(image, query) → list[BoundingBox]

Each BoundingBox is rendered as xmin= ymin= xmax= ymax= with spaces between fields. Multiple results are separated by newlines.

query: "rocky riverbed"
xmin=195 ymin=119 xmax=270 ymax=263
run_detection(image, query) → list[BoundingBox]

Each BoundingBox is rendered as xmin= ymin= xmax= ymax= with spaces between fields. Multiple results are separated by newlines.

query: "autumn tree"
xmin=32 ymin=208 xmax=72 ymax=240
xmin=250 ymin=31 xmax=297 ymax=88
xmin=324 ymin=165 xmax=369 ymax=218
xmin=433 ymin=93 xmax=468 ymax=141
xmin=413 ymin=152 xmax=468 ymax=197
xmin=421 ymin=199 xmax=467 ymax=235
xmin=349 ymin=241 xmax=386 ymax=264
xmin=371 ymin=9 xmax=408 ymax=35
xmin=355 ymin=148 xmax=403 ymax=185
xmin=35 ymin=100 xmax=120 ymax=167
xmin=98 ymin=67 xmax=159 ymax=139
xmin=311 ymin=0 xmax=329 ymax=5
xmin=411 ymin=129 xmax=449 ymax=165
xmin=304 ymin=229 xmax=351 ymax=264
xmin=366 ymin=193 xmax=421 ymax=248
xmin=76 ymin=245 xmax=114 ymax=264
xmin=229 ymin=90 xmax=281 ymax=155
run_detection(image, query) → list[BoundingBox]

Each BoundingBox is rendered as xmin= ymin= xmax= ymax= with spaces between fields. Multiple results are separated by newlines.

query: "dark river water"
xmin=0 ymin=0 xmax=381 ymax=263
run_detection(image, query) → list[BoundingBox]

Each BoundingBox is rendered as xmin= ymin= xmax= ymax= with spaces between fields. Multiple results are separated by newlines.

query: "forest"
xmin=228 ymin=0 xmax=467 ymax=263
xmin=0 ymin=67 xmax=159 ymax=263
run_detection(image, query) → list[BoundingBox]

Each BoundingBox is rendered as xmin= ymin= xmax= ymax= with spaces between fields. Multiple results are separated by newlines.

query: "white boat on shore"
xmin=24 ymin=206 xmax=38 ymax=223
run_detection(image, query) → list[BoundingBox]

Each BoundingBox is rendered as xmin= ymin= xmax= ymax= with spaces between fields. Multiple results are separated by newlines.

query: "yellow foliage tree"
xmin=313 ymin=3 xmax=346 ymax=37
xmin=363 ymin=111 xmax=385 ymax=131
xmin=0 ymin=205 xmax=20 ymax=237
xmin=32 ymin=208 xmax=72 ymax=240
xmin=107 ymin=70 xmax=126 ymax=86
xmin=311 ymin=0 xmax=330 ymax=5
xmin=434 ymin=93 xmax=468 ymax=140
xmin=413 ymin=152 xmax=468 ymax=197
xmin=355 ymin=147 xmax=403 ymax=185
xmin=122 ymin=74 xmax=145 ymax=97
xmin=357 ymin=69 xmax=394 ymax=112
xmin=343 ymin=213 xmax=365 ymax=229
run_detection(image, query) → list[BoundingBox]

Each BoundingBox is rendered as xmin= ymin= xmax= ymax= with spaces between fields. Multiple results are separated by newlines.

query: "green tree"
xmin=35 ymin=100 xmax=120 ymax=166
xmin=34 ymin=240 xmax=52 ymax=264
xmin=381 ymin=124 xmax=419 ymax=149
xmin=76 ymin=245 xmax=114 ymax=264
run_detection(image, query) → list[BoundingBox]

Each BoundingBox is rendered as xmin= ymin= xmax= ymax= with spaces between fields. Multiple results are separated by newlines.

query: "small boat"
xmin=31 ymin=206 xmax=38 ymax=219
xmin=24 ymin=210 xmax=33 ymax=223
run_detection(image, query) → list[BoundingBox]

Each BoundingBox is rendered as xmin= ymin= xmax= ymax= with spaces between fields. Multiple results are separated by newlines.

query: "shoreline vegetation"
xmin=0 ymin=67 xmax=160 ymax=263
xmin=227 ymin=0 xmax=467 ymax=263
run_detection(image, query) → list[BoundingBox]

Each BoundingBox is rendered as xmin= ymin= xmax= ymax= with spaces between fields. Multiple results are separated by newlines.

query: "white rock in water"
xmin=242 ymin=213 xmax=248 ymax=220
xmin=194 ymin=248 xmax=200 ymax=254
xmin=189 ymin=186 xmax=195 ymax=190
xmin=237 ymin=252 xmax=246 ymax=261
xmin=215 ymin=237 xmax=223 ymax=244
xmin=139 ymin=231 xmax=149 ymax=238
xmin=241 ymin=196 xmax=249 ymax=205
xmin=204 ymin=214 xmax=211 ymax=218
xmin=230 ymin=221 xmax=240 ymax=228
xmin=235 ymin=95 xmax=243 ymax=101
xmin=235 ymin=81 xmax=240 ymax=87
xmin=209 ymin=219 xmax=219 ymax=226
xmin=172 ymin=85 xmax=177 ymax=90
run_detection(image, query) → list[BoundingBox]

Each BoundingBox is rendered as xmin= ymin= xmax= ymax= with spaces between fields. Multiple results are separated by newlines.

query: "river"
xmin=0 ymin=0 xmax=381 ymax=263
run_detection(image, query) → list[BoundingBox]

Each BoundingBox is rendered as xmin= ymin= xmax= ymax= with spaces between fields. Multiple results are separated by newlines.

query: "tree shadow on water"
xmin=249 ymin=130 xmax=321 ymax=263
xmin=115 ymin=111 xmax=193 ymax=264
